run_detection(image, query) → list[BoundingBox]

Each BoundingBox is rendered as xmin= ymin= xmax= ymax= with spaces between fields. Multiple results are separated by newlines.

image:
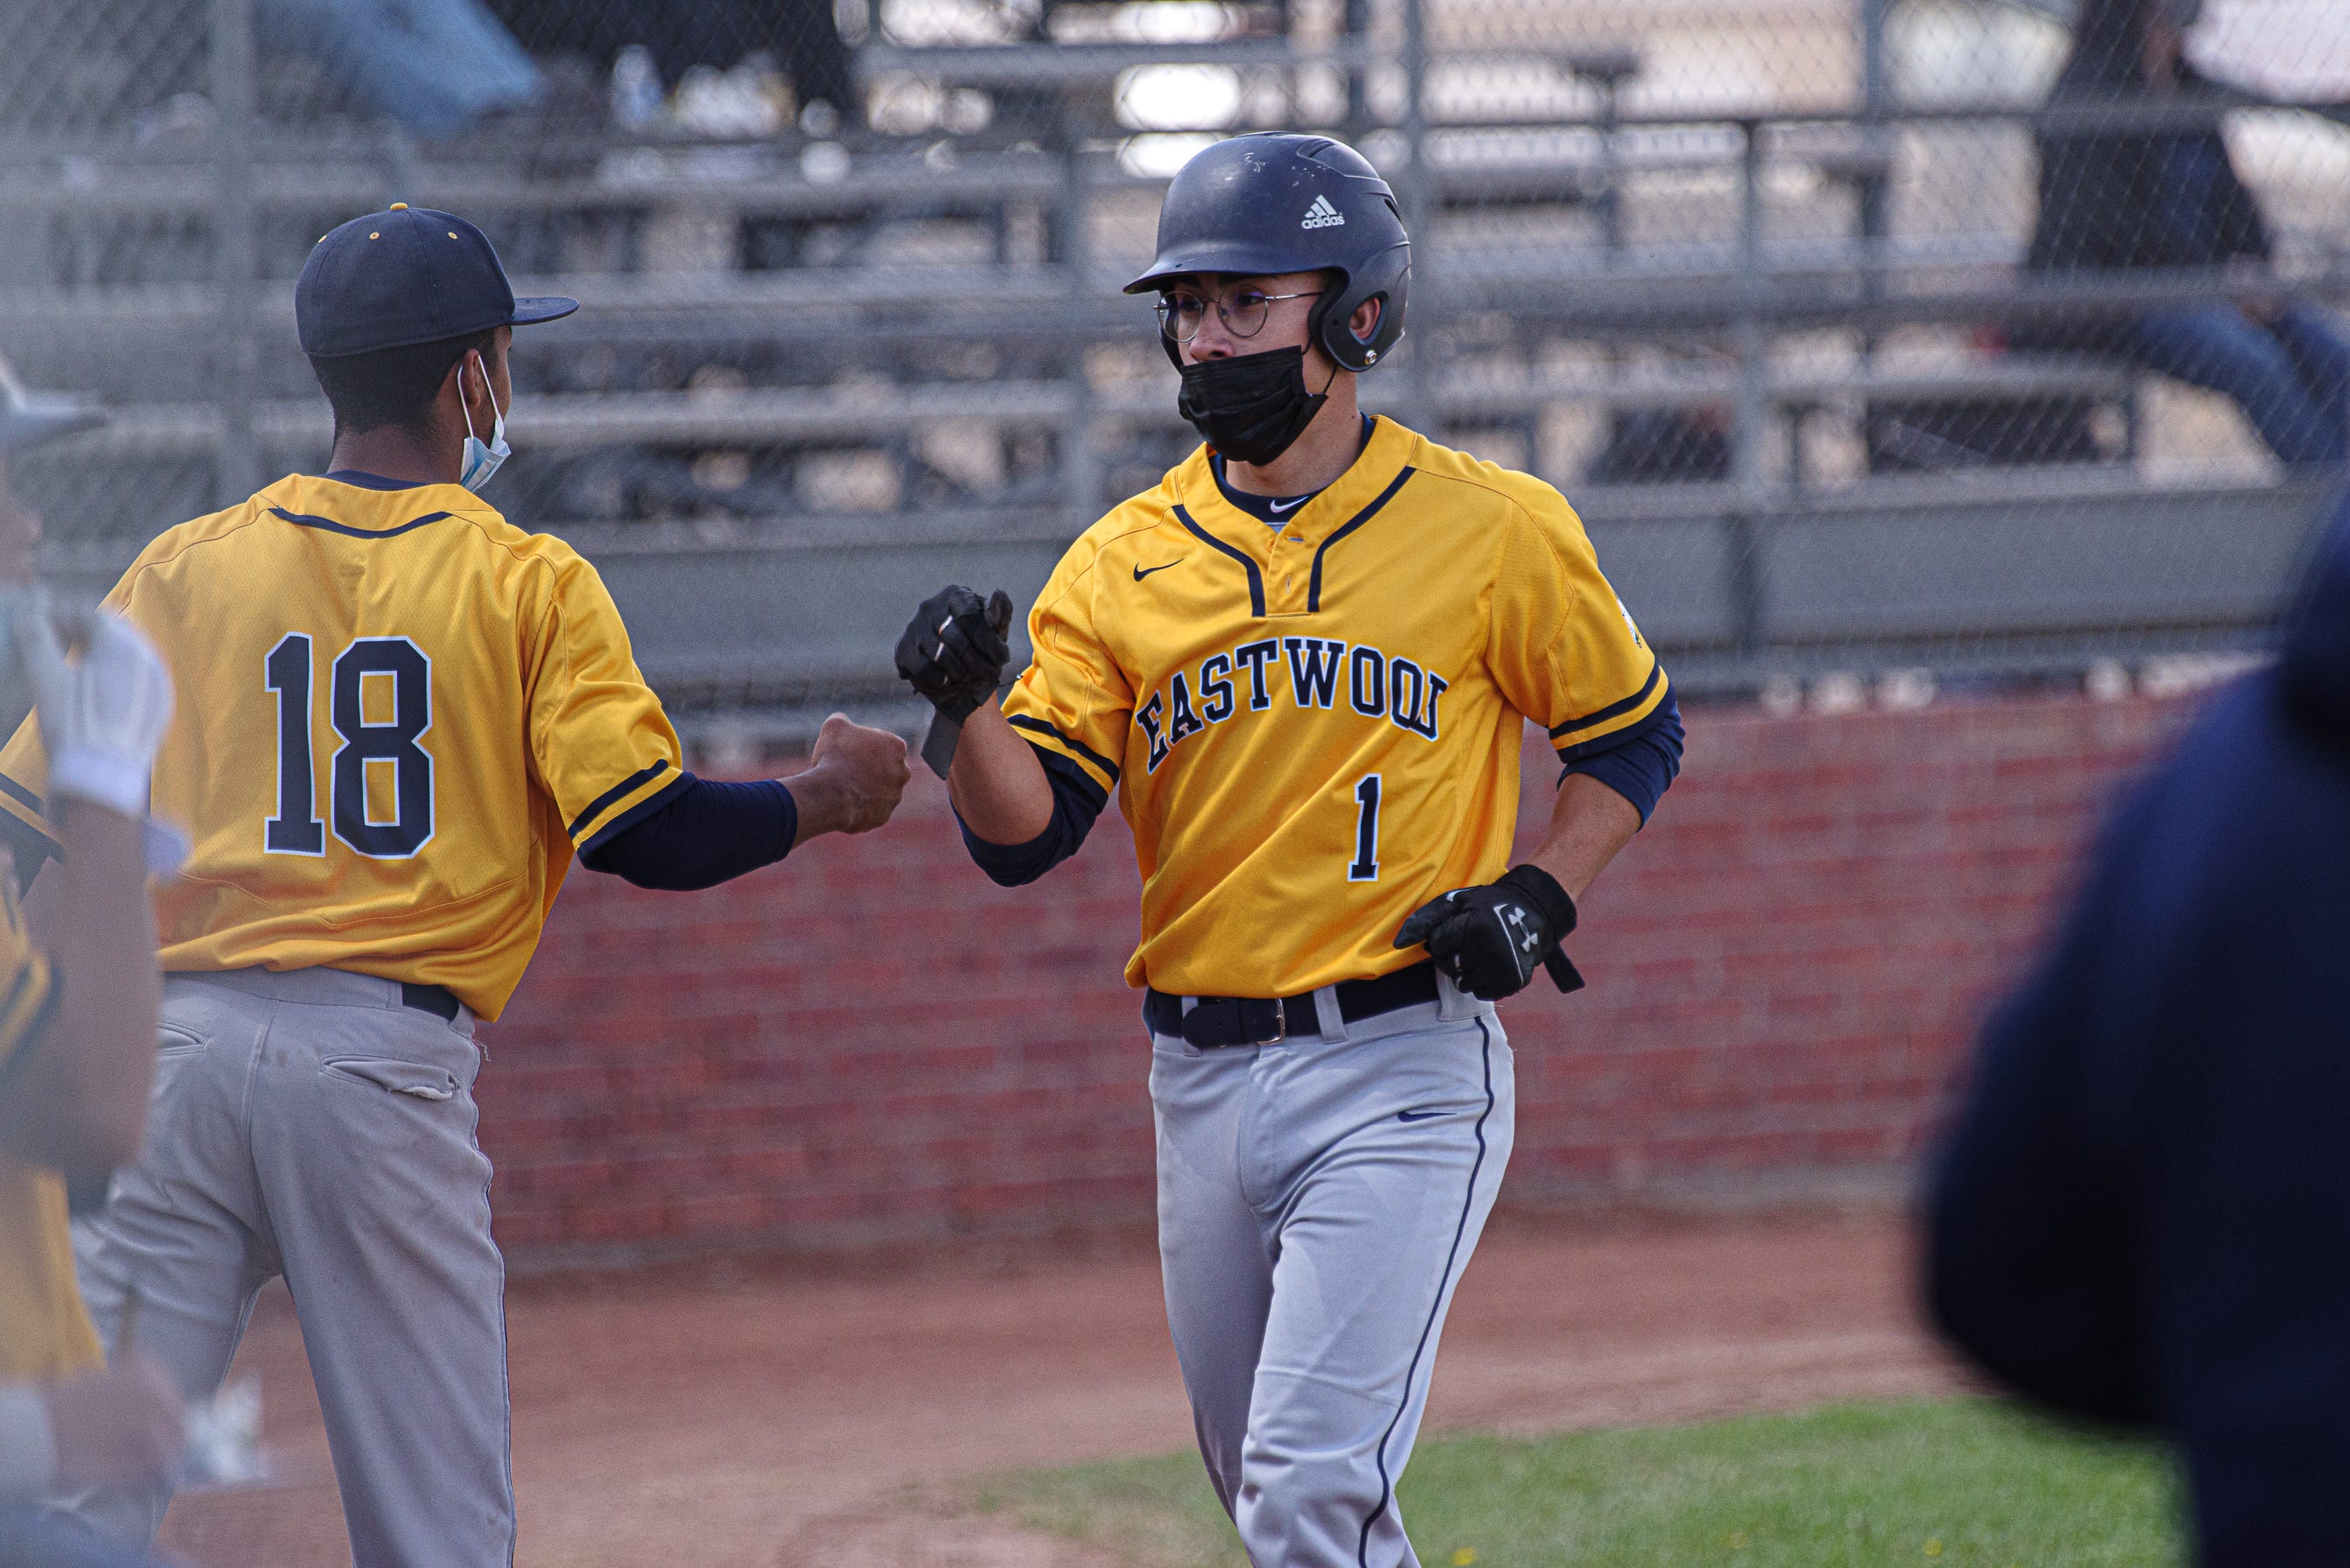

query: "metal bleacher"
xmin=5 ymin=3 xmax=2348 ymax=741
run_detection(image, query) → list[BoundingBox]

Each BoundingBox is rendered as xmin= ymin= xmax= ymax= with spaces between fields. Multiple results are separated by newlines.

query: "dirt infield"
xmin=153 ymin=1213 xmax=1958 ymax=1567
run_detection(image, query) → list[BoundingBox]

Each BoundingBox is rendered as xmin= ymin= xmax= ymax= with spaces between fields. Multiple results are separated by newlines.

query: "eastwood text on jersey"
xmin=1136 ymin=635 xmax=1450 ymax=773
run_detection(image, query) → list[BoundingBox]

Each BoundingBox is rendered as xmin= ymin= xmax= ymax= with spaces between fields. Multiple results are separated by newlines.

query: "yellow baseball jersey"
xmin=0 ymin=861 xmax=93 ymax=1381
xmin=0 ymin=473 xmax=685 ymax=1022
xmin=1004 ymin=415 xmax=1668 ymax=998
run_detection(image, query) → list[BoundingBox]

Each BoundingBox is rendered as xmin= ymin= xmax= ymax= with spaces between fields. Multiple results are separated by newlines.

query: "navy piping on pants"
xmin=1356 ymin=1015 xmax=1497 ymax=1567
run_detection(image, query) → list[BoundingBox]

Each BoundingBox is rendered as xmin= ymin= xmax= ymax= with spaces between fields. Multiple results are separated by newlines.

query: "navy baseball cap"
xmin=296 ymin=204 xmax=576 ymax=358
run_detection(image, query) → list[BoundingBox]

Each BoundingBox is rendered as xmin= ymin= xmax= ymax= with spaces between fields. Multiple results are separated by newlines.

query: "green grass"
xmin=969 ymin=1399 xmax=2182 ymax=1567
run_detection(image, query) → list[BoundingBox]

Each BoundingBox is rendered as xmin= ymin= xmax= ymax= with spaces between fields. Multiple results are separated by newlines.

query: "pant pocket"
xmin=322 ymin=1057 xmax=460 ymax=1102
xmin=157 ymin=1024 xmax=206 ymax=1057
xmin=150 ymin=1026 xmax=207 ymax=1102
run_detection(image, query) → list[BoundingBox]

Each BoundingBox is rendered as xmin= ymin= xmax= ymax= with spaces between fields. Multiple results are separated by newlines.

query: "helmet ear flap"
xmin=1312 ymin=257 xmax=1407 ymax=372
xmin=1306 ymin=271 xmax=1359 ymax=372
xmin=1314 ymin=290 xmax=1394 ymax=373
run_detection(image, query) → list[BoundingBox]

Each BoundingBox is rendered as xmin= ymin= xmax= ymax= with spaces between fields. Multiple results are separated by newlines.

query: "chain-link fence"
xmin=4 ymin=0 xmax=2347 ymax=734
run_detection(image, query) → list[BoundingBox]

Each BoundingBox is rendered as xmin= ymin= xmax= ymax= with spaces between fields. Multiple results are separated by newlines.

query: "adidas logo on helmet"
xmin=1300 ymin=195 xmax=1346 ymax=231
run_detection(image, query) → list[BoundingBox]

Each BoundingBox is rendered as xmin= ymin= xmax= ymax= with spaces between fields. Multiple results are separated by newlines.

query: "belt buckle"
xmin=1181 ymin=995 xmax=1289 ymax=1049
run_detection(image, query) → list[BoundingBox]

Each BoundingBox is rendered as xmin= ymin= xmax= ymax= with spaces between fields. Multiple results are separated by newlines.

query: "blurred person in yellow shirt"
xmin=0 ymin=367 xmax=184 ymax=1567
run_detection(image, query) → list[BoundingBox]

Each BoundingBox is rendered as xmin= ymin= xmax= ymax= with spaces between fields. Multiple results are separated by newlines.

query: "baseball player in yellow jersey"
xmin=0 ymin=208 xmax=911 ymax=1565
xmin=897 ymin=134 xmax=1683 ymax=1568
xmin=0 ymin=375 xmax=186 ymax=1568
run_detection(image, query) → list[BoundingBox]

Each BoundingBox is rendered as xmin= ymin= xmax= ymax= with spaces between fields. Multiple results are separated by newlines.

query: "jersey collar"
xmin=1177 ymin=415 xmax=1419 ymax=557
xmin=319 ymin=468 xmax=432 ymax=491
xmin=259 ymin=472 xmax=492 ymax=533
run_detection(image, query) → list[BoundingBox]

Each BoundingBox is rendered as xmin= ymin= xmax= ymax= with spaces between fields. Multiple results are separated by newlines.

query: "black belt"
xmin=400 ymin=982 xmax=462 ymax=1022
xmin=1145 ymin=961 xmax=1440 ymax=1049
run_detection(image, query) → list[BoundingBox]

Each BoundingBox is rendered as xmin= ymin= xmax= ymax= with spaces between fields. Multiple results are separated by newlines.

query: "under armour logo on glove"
xmin=1393 ymin=864 xmax=1586 ymax=1002
xmin=1501 ymin=904 xmax=1542 ymax=961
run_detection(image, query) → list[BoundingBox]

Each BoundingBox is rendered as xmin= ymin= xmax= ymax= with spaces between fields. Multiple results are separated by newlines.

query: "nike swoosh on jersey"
xmin=1133 ymin=561 xmax=1184 ymax=580
xmin=1267 ymin=496 xmax=1309 ymax=513
xmin=1397 ymin=1108 xmax=1447 ymax=1122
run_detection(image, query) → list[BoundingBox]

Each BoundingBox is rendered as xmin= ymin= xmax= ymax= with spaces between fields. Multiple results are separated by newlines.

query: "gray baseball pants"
xmin=1151 ymin=987 xmax=1514 ymax=1568
xmin=59 ymin=968 xmax=512 ymax=1568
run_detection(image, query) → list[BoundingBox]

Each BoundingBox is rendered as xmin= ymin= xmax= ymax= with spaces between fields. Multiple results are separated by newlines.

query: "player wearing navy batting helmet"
xmin=897 ymin=132 xmax=1685 ymax=1568
xmin=4 ymin=208 xmax=912 ymax=1565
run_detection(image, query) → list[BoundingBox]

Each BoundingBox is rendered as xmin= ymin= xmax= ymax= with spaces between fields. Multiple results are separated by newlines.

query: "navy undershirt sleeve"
xmin=579 ymin=773 xmax=799 ymax=890
xmin=1560 ymin=693 xmax=1684 ymax=825
xmin=957 ymin=744 xmax=1109 ymax=887
xmin=0 ymin=809 xmax=56 ymax=896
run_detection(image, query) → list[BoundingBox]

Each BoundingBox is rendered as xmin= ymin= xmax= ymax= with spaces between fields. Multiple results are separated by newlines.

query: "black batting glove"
xmin=1392 ymin=864 xmax=1585 ymax=1002
xmin=896 ymin=586 xmax=1014 ymax=721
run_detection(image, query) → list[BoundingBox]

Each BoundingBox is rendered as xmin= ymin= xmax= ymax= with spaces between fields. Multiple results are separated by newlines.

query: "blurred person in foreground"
xmin=2026 ymin=0 xmax=2350 ymax=469
xmin=1927 ymin=489 xmax=2350 ymax=1563
xmin=0 ymin=371 xmax=182 ymax=1566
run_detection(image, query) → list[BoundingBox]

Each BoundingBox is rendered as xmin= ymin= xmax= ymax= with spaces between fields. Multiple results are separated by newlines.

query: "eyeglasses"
xmin=1154 ymin=286 xmax=1319 ymax=344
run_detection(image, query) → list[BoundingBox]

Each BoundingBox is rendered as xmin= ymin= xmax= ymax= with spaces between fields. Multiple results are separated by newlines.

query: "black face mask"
xmin=1176 ymin=346 xmax=1328 ymax=466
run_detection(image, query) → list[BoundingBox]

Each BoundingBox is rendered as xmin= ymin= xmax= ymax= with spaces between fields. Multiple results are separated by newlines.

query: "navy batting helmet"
xmin=1125 ymin=132 xmax=1409 ymax=374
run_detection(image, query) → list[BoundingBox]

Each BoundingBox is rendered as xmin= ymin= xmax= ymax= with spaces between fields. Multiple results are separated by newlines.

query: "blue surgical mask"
xmin=458 ymin=352 xmax=511 ymax=493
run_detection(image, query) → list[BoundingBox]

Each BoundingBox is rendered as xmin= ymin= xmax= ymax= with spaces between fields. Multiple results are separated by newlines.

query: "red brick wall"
xmin=477 ymin=692 xmax=2197 ymax=1263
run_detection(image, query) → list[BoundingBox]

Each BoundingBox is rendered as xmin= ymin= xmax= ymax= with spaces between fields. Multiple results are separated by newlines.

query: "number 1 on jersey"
xmin=265 ymin=634 xmax=435 ymax=860
xmin=265 ymin=634 xmax=326 ymax=855
xmin=1348 ymin=774 xmax=1381 ymax=882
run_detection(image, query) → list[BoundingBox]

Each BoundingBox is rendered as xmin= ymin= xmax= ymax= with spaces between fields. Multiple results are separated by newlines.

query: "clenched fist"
xmin=896 ymin=586 xmax=1014 ymax=723
xmin=1393 ymin=864 xmax=1585 ymax=1002
xmin=789 ymin=714 xmax=911 ymax=843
